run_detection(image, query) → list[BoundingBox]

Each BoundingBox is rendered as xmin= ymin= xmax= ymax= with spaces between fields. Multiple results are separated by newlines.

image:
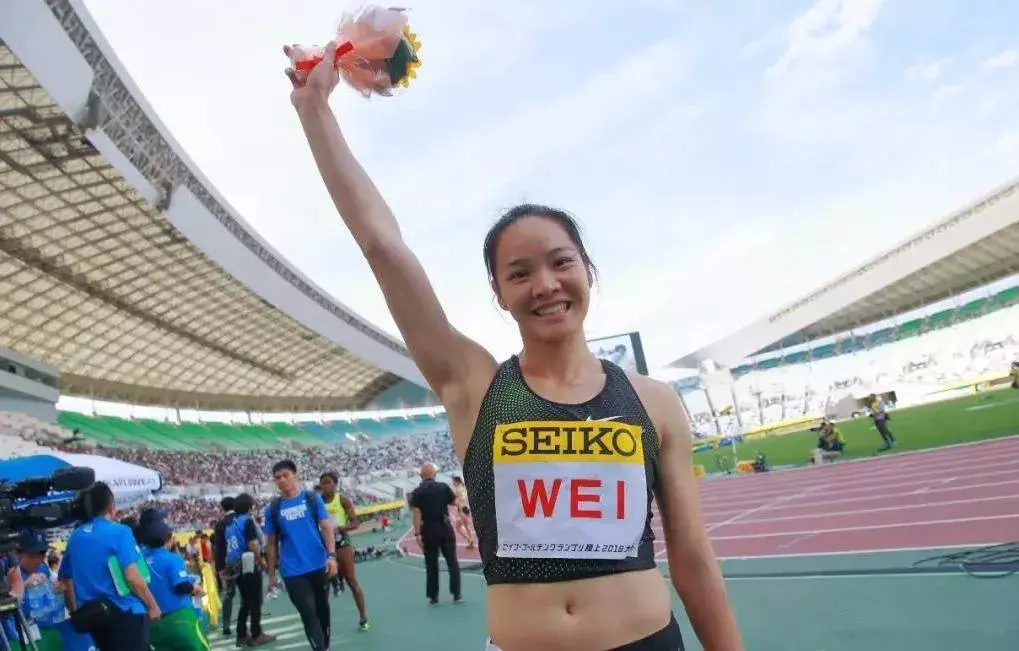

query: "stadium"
xmin=1 ymin=1 xmax=1018 ymax=650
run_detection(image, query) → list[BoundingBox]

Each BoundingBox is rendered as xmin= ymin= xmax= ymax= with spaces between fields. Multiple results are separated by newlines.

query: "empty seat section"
xmin=265 ymin=422 xmax=323 ymax=447
xmin=298 ymin=422 xmax=346 ymax=444
xmin=98 ymin=416 xmax=188 ymax=451
xmin=200 ymin=423 xmax=260 ymax=450
xmin=926 ymin=310 xmax=953 ymax=332
xmin=57 ymin=412 xmax=125 ymax=447
xmin=138 ymin=420 xmax=203 ymax=451
xmin=954 ymin=297 xmax=987 ymax=323
xmin=897 ymin=318 xmax=922 ymax=340
xmin=235 ymin=424 xmax=284 ymax=450
xmin=326 ymin=420 xmax=357 ymax=443
xmin=176 ymin=422 xmax=232 ymax=450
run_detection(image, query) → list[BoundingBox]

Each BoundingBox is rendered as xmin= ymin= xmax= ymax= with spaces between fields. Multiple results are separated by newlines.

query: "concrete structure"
xmin=670 ymin=178 xmax=1019 ymax=370
xmin=0 ymin=0 xmax=427 ymax=412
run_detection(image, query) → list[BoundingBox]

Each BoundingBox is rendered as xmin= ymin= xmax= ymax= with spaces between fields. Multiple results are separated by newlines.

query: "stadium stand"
xmin=49 ymin=411 xmax=449 ymax=451
xmin=0 ymin=0 xmax=430 ymax=415
xmin=0 ymin=0 xmax=447 ymax=532
xmin=670 ymin=174 xmax=1019 ymax=438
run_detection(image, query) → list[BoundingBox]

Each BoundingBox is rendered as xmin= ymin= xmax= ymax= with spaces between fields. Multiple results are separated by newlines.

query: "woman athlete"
xmin=318 ymin=471 xmax=370 ymax=631
xmin=284 ymin=42 xmax=743 ymax=651
xmin=451 ymin=475 xmax=476 ymax=549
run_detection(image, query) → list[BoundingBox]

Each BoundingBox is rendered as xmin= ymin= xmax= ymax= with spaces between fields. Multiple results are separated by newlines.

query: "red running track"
xmin=398 ymin=436 xmax=1019 ymax=561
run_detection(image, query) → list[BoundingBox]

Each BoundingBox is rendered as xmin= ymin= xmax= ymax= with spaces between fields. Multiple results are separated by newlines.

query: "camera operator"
xmin=4 ymin=531 xmax=69 ymax=651
xmin=57 ymin=482 xmax=160 ymax=651
xmin=0 ymin=546 xmax=25 ymax=646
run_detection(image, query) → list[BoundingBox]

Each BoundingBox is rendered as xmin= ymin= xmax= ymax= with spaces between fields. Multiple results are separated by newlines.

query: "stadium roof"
xmin=0 ymin=0 xmax=426 ymax=411
xmin=671 ymin=176 xmax=1019 ymax=370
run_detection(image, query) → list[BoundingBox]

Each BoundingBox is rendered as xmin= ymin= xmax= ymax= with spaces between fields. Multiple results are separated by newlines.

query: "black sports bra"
xmin=462 ymin=356 xmax=659 ymax=585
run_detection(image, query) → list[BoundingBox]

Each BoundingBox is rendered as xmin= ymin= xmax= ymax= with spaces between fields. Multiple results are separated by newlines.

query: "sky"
xmin=78 ymin=0 xmax=1019 ymax=376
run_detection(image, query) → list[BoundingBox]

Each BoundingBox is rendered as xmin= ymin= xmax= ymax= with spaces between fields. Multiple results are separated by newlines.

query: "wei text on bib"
xmin=493 ymin=420 xmax=647 ymax=560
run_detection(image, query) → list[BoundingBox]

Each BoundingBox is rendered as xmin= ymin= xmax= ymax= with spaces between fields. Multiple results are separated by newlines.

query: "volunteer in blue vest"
xmin=224 ymin=493 xmax=275 ymax=647
xmin=58 ymin=482 xmax=161 ymax=651
xmin=139 ymin=513 xmax=211 ymax=651
xmin=263 ymin=460 xmax=338 ymax=651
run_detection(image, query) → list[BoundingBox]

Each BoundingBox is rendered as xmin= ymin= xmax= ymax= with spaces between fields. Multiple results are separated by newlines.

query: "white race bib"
xmin=492 ymin=420 xmax=647 ymax=560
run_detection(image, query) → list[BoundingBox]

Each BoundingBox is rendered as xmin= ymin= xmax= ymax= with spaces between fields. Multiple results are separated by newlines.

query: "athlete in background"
xmin=283 ymin=44 xmax=742 ymax=651
xmin=450 ymin=475 xmax=476 ymax=549
xmin=318 ymin=471 xmax=370 ymax=631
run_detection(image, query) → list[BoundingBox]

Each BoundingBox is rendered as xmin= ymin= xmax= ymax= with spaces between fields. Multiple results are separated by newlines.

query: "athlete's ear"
xmin=492 ymin=279 xmax=509 ymax=311
xmin=586 ymin=267 xmax=593 ymax=288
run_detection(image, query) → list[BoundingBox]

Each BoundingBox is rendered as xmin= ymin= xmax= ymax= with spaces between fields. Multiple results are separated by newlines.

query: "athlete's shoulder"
xmin=624 ymin=372 xmax=689 ymax=435
xmin=624 ymin=371 xmax=678 ymax=406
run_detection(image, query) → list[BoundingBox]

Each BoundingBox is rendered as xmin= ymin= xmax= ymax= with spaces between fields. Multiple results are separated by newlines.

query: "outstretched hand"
xmin=284 ymin=42 xmax=340 ymax=107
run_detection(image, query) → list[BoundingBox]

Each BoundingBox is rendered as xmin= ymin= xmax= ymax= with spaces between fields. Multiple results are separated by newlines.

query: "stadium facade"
xmin=1 ymin=0 xmax=432 ymax=415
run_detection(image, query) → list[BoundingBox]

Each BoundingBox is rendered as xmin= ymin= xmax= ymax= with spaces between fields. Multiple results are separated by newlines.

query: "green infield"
xmin=693 ymin=389 xmax=1019 ymax=470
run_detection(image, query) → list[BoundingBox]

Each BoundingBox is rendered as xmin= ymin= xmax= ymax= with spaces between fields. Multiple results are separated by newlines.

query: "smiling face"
xmin=491 ymin=215 xmax=593 ymax=344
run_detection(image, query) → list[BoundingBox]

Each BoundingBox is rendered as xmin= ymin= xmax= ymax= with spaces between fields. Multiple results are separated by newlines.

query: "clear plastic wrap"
xmin=287 ymin=4 xmax=422 ymax=97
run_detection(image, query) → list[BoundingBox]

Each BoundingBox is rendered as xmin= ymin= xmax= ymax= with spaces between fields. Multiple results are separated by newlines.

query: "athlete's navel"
xmin=564 ymin=597 xmax=576 ymax=616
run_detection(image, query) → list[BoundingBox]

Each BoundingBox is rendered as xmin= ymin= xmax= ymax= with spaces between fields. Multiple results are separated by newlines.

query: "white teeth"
xmin=535 ymin=303 xmax=568 ymax=316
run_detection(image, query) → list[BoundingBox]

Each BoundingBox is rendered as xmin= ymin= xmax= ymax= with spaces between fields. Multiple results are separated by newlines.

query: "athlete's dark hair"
xmin=220 ymin=496 xmax=235 ymax=512
xmin=320 ymin=471 xmax=339 ymax=484
xmin=483 ymin=204 xmax=597 ymax=287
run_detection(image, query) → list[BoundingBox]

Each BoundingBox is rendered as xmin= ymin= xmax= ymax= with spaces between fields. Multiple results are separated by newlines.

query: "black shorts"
xmin=336 ymin=531 xmax=352 ymax=549
xmin=490 ymin=615 xmax=683 ymax=650
xmin=611 ymin=615 xmax=684 ymax=651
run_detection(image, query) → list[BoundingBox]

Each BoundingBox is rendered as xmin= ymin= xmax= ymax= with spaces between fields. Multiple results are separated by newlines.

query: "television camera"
xmin=0 ymin=466 xmax=96 ymax=651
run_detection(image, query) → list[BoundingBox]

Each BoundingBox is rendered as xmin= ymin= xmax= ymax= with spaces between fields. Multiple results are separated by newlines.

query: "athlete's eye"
xmin=553 ymin=256 xmax=575 ymax=268
xmin=507 ymin=269 xmax=528 ymax=281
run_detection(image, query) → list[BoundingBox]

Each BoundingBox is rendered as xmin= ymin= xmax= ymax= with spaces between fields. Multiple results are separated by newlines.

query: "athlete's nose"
xmin=531 ymin=266 xmax=560 ymax=298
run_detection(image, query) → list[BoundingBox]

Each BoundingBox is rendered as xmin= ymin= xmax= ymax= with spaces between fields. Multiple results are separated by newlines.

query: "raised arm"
xmin=285 ymin=44 xmax=497 ymax=409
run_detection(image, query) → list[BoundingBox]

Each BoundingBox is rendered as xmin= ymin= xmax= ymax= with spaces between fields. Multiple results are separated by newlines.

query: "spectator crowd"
xmin=81 ymin=431 xmax=461 ymax=529
xmin=62 ymin=431 xmax=460 ymax=487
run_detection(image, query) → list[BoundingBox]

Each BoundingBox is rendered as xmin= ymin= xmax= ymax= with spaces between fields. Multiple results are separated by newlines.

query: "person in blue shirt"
xmin=57 ymin=482 xmax=161 ymax=651
xmin=224 ymin=493 xmax=274 ymax=647
xmin=263 ymin=460 xmax=337 ymax=651
xmin=138 ymin=514 xmax=211 ymax=651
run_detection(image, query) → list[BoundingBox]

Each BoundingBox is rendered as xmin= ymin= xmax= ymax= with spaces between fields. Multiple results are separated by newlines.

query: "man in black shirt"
xmin=211 ymin=496 xmax=236 ymax=636
xmin=408 ymin=463 xmax=462 ymax=604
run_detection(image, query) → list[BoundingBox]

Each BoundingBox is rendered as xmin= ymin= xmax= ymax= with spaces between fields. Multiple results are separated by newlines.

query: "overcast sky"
xmin=80 ymin=0 xmax=1019 ymax=373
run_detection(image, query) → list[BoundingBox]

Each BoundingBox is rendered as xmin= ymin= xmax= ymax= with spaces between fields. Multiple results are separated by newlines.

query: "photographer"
xmin=57 ymin=482 xmax=160 ymax=651
xmin=5 ymin=531 xmax=68 ymax=651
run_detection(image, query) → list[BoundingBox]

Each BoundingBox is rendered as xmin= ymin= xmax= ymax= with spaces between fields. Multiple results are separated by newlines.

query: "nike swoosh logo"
xmin=585 ymin=415 xmax=621 ymax=422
